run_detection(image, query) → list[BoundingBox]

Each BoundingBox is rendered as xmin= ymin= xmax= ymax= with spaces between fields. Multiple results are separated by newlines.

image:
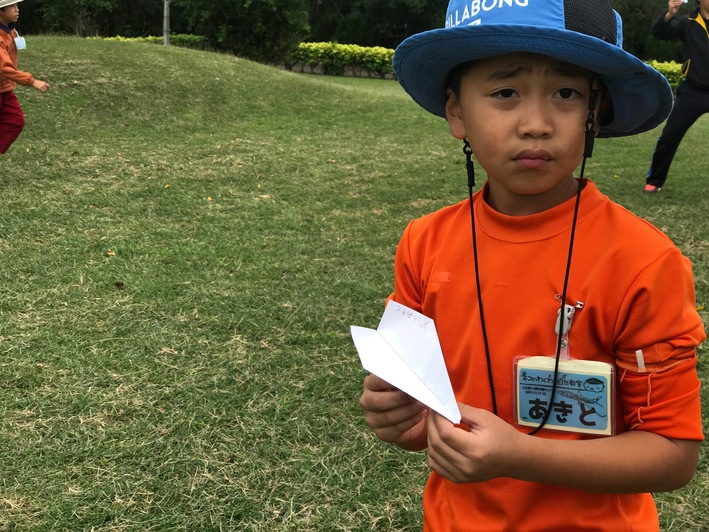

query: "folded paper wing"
xmin=351 ymin=301 xmax=461 ymax=424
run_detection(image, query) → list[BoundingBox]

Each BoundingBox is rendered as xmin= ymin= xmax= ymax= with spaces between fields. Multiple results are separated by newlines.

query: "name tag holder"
xmin=14 ymin=31 xmax=26 ymax=50
xmin=514 ymin=355 xmax=615 ymax=436
xmin=513 ymin=301 xmax=616 ymax=436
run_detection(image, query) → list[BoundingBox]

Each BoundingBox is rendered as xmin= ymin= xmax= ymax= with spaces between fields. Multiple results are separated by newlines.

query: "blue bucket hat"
xmin=393 ymin=0 xmax=673 ymax=138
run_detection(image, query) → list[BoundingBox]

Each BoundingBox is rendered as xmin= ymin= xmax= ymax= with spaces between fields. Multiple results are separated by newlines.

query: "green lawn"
xmin=0 ymin=36 xmax=706 ymax=530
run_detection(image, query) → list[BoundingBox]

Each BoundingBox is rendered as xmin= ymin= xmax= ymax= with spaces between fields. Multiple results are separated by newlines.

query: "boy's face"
xmin=0 ymin=4 xmax=20 ymax=25
xmin=445 ymin=52 xmax=596 ymax=215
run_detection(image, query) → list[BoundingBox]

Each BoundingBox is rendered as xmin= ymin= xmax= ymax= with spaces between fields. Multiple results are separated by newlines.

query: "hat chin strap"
xmin=584 ymin=75 xmax=600 ymax=160
xmin=463 ymin=139 xmax=474 ymax=188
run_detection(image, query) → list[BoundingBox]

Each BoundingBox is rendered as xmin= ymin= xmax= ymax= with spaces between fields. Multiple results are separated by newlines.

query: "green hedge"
xmin=88 ymin=34 xmax=210 ymax=51
xmin=287 ymin=42 xmax=395 ymax=77
xmin=649 ymin=60 xmax=684 ymax=92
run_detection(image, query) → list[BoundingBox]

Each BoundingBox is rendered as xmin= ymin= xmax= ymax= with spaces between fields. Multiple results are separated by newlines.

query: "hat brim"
xmin=394 ymin=24 xmax=673 ymax=137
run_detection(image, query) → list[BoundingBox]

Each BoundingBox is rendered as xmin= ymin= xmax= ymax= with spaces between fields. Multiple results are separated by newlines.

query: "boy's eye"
xmin=492 ymin=88 xmax=517 ymax=99
xmin=556 ymin=88 xmax=580 ymax=100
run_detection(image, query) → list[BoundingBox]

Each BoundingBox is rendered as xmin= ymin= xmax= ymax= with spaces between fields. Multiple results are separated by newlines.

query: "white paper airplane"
xmin=351 ymin=301 xmax=461 ymax=424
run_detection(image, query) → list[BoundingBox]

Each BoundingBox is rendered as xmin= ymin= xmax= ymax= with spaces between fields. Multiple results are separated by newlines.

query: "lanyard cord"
xmin=465 ymin=77 xmax=600 ymax=431
xmin=465 ymin=141 xmax=498 ymax=415
xmin=527 ymin=170 xmax=585 ymax=435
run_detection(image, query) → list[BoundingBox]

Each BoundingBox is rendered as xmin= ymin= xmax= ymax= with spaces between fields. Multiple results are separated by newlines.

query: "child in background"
xmin=359 ymin=0 xmax=705 ymax=530
xmin=0 ymin=0 xmax=48 ymax=154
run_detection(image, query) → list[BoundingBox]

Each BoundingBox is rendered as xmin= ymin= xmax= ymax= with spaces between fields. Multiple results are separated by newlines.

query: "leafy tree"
xmin=307 ymin=0 xmax=350 ymax=44
xmin=308 ymin=0 xmax=440 ymax=49
xmin=19 ymin=0 xmax=186 ymax=37
xmin=176 ymin=0 xmax=309 ymax=62
xmin=96 ymin=0 xmax=190 ymax=37
xmin=29 ymin=0 xmax=120 ymax=35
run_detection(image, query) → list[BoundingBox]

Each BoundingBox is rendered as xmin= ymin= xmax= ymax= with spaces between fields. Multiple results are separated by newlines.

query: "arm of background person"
xmin=664 ymin=0 xmax=684 ymax=21
xmin=652 ymin=0 xmax=686 ymax=38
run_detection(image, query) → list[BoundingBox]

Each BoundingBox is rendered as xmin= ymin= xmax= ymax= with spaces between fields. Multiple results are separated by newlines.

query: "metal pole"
xmin=163 ymin=0 xmax=170 ymax=46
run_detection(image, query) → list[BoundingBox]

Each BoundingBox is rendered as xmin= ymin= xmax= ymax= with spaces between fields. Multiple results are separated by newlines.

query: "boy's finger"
xmin=364 ymin=373 xmax=398 ymax=391
xmin=457 ymin=403 xmax=484 ymax=427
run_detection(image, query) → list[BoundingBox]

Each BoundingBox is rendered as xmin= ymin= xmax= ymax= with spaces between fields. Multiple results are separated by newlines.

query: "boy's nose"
xmin=517 ymin=102 xmax=553 ymax=138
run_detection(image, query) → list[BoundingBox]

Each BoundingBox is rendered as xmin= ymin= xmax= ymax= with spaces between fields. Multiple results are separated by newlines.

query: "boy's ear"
xmin=445 ymin=88 xmax=467 ymax=140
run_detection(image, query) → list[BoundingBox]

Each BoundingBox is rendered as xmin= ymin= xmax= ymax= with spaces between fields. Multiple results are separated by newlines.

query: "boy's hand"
xmin=426 ymin=403 xmax=523 ymax=484
xmin=32 ymin=79 xmax=49 ymax=92
xmin=359 ymin=374 xmax=428 ymax=450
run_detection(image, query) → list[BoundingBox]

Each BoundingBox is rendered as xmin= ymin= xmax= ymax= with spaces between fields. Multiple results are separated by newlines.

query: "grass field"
xmin=0 ymin=36 xmax=707 ymax=530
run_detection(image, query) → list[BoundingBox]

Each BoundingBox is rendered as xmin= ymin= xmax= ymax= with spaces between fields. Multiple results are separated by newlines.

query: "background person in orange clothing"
xmin=359 ymin=0 xmax=705 ymax=530
xmin=0 ymin=0 xmax=48 ymax=155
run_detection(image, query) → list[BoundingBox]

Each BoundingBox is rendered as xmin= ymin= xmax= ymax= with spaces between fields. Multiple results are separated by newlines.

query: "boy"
xmin=359 ymin=0 xmax=706 ymax=530
xmin=0 ymin=0 xmax=48 ymax=154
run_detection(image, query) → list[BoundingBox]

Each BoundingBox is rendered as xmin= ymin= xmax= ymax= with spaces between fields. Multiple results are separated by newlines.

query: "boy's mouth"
xmin=513 ymin=150 xmax=552 ymax=169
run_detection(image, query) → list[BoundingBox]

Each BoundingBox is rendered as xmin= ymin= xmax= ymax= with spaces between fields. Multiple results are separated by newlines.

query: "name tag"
xmin=514 ymin=356 xmax=615 ymax=436
xmin=14 ymin=36 xmax=26 ymax=50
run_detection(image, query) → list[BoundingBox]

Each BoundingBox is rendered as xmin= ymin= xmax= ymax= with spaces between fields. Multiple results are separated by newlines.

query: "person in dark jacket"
xmin=645 ymin=0 xmax=709 ymax=193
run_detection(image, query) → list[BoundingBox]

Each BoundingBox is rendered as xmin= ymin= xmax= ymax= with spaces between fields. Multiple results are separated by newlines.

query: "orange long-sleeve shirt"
xmin=0 ymin=24 xmax=34 ymax=93
xmin=392 ymin=180 xmax=705 ymax=531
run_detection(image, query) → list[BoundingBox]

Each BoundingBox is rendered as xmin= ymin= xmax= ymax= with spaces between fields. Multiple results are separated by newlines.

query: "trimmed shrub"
xmin=650 ymin=60 xmax=684 ymax=93
xmin=288 ymin=42 xmax=395 ymax=78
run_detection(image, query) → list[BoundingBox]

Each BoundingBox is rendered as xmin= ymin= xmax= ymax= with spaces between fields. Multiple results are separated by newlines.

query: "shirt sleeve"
xmin=392 ymin=219 xmax=425 ymax=312
xmin=0 ymin=37 xmax=33 ymax=85
xmin=614 ymin=248 xmax=705 ymax=440
xmin=651 ymin=12 xmax=685 ymax=40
